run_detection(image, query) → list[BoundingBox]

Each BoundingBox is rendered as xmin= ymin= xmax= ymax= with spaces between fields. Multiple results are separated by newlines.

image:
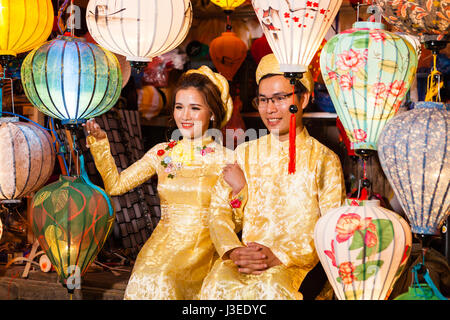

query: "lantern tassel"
xmin=425 ymin=54 xmax=443 ymax=102
xmin=288 ymin=113 xmax=296 ymax=174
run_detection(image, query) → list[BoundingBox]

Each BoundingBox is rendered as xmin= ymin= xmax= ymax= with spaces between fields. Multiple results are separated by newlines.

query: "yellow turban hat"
xmin=255 ymin=54 xmax=314 ymax=93
xmin=185 ymin=65 xmax=233 ymax=128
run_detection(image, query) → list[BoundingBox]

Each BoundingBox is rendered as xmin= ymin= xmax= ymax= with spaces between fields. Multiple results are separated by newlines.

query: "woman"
xmin=84 ymin=66 xmax=238 ymax=300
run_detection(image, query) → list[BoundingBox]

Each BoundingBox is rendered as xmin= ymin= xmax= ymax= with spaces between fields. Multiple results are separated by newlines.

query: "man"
xmin=200 ymin=54 xmax=346 ymax=300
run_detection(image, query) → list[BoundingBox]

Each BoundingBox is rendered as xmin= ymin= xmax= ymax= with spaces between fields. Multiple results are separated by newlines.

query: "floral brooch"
xmin=157 ymin=140 xmax=215 ymax=179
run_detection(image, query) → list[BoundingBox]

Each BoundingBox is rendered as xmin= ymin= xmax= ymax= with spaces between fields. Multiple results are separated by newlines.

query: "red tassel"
xmin=359 ymin=187 xmax=368 ymax=200
xmin=288 ymin=113 xmax=296 ymax=174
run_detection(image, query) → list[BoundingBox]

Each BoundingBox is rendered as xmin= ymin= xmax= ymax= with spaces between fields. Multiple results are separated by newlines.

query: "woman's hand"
xmin=223 ymin=162 xmax=246 ymax=197
xmin=83 ymin=118 xmax=107 ymax=141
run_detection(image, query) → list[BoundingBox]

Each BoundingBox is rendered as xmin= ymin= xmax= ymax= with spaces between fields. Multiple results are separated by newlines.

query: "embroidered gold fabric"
xmin=87 ymin=135 xmax=233 ymax=300
xmin=200 ymin=128 xmax=346 ymax=300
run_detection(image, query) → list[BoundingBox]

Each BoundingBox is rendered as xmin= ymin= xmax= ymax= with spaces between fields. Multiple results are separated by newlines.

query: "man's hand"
xmin=226 ymin=242 xmax=282 ymax=275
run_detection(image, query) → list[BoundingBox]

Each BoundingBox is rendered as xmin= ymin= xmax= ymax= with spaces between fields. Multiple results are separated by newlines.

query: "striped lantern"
xmin=314 ymin=199 xmax=412 ymax=300
xmin=0 ymin=0 xmax=53 ymax=60
xmin=378 ymin=102 xmax=450 ymax=236
xmin=21 ymin=35 xmax=122 ymax=126
xmin=86 ymin=0 xmax=193 ymax=67
xmin=320 ymin=21 xmax=418 ymax=156
xmin=0 ymin=119 xmax=55 ymax=202
xmin=252 ymin=0 xmax=343 ymax=73
xmin=30 ymin=156 xmax=115 ymax=291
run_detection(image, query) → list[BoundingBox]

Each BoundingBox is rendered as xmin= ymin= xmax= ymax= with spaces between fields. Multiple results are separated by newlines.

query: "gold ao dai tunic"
xmin=87 ymin=135 xmax=233 ymax=300
xmin=200 ymin=128 xmax=346 ymax=300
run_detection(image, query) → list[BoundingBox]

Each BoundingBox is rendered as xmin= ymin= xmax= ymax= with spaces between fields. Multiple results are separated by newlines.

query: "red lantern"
xmin=250 ymin=34 xmax=272 ymax=65
xmin=209 ymin=31 xmax=247 ymax=81
xmin=309 ymin=38 xmax=327 ymax=83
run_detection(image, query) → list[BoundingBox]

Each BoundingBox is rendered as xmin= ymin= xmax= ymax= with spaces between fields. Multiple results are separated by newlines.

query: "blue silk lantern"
xmin=378 ymin=102 xmax=449 ymax=238
xmin=21 ymin=35 xmax=122 ymax=126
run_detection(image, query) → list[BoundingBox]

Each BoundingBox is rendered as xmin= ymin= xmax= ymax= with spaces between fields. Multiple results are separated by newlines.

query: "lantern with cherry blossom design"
xmin=320 ymin=21 xmax=418 ymax=158
xmin=314 ymin=199 xmax=412 ymax=300
xmin=252 ymin=0 xmax=342 ymax=75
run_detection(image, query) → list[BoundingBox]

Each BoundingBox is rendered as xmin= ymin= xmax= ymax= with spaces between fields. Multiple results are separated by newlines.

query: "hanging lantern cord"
xmin=225 ymin=10 xmax=233 ymax=31
xmin=57 ymin=0 xmax=70 ymax=35
xmin=425 ymin=53 xmax=443 ymax=102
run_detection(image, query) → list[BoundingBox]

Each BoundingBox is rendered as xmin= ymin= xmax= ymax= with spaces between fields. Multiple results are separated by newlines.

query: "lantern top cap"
xmin=413 ymin=101 xmax=450 ymax=110
xmin=353 ymin=21 xmax=386 ymax=30
xmin=345 ymin=199 xmax=381 ymax=207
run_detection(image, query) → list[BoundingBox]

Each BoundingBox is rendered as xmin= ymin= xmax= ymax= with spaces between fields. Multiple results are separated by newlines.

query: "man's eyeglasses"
xmin=256 ymin=92 xmax=298 ymax=107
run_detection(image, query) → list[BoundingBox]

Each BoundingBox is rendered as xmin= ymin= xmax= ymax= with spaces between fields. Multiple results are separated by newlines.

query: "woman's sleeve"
xmin=208 ymin=174 xmax=245 ymax=259
xmin=87 ymin=135 xmax=160 ymax=196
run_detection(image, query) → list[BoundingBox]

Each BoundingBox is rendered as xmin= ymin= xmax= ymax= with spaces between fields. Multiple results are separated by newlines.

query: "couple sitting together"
xmin=84 ymin=54 xmax=345 ymax=300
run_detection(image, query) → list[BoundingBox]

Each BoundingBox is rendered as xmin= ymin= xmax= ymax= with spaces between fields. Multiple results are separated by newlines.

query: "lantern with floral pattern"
xmin=320 ymin=21 xmax=418 ymax=157
xmin=314 ymin=199 xmax=412 ymax=300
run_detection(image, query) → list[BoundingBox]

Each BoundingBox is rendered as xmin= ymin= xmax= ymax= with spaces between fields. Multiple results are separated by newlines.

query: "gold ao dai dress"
xmin=200 ymin=128 xmax=346 ymax=300
xmin=87 ymin=135 xmax=233 ymax=300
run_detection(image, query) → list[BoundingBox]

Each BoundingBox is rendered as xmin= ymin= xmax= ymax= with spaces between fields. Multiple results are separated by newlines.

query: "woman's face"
xmin=173 ymin=87 xmax=212 ymax=139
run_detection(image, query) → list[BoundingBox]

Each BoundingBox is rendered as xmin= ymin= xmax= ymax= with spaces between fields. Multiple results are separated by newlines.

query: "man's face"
xmin=257 ymin=75 xmax=310 ymax=139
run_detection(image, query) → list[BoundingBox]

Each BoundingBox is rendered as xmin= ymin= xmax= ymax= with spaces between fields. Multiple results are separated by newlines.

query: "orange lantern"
xmin=210 ymin=31 xmax=247 ymax=81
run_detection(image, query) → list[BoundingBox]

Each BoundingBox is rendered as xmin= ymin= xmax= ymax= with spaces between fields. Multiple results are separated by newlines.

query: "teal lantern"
xmin=21 ymin=35 xmax=122 ymax=126
xmin=320 ymin=21 xmax=418 ymax=158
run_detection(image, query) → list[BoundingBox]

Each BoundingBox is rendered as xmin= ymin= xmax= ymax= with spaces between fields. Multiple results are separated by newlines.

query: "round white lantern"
xmin=314 ymin=199 xmax=412 ymax=300
xmin=86 ymin=0 xmax=193 ymax=68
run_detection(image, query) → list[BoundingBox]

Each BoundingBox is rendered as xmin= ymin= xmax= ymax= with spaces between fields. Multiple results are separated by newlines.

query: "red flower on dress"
xmin=157 ymin=149 xmax=165 ymax=156
xmin=230 ymin=198 xmax=242 ymax=208
xmin=168 ymin=141 xmax=177 ymax=148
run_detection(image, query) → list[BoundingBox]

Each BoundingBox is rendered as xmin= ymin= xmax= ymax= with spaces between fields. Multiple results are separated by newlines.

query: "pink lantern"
xmin=314 ymin=199 xmax=412 ymax=300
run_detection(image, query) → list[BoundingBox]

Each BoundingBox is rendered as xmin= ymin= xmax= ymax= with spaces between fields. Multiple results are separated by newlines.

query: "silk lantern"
xmin=250 ymin=34 xmax=272 ymax=65
xmin=375 ymin=0 xmax=449 ymax=44
xmin=314 ymin=199 xmax=412 ymax=300
xmin=21 ymin=35 xmax=122 ymax=126
xmin=30 ymin=156 xmax=114 ymax=291
xmin=378 ymin=102 xmax=449 ymax=239
xmin=0 ymin=119 xmax=55 ymax=202
xmin=252 ymin=0 xmax=342 ymax=74
xmin=210 ymin=31 xmax=247 ymax=81
xmin=86 ymin=0 xmax=193 ymax=70
xmin=0 ymin=0 xmax=53 ymax=66
xmin=211 ymin=0 xmax=247 ymax=11
xmin=320 ymin=21 xmax=418 ymax=158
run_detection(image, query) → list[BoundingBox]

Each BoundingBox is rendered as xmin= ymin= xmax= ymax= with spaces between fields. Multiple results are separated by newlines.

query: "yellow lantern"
xmin=211 ymin=0 xmax=247 ymax=12
xmin=0 ymin=0 xmax=53 ymax=64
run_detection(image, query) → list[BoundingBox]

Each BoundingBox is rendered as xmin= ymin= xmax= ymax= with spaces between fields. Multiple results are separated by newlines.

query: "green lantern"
xmin=30 ymin=156 xmax=114 ymax=292
xmin=21 ymin=35 xmax=122 ymax=126
xmin=320 ymin=21 xmax=418 ymax=158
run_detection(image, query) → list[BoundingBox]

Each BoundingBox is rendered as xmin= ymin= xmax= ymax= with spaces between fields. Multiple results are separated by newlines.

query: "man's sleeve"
xmin=317 ymin=150 xmax=346 ymax=216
